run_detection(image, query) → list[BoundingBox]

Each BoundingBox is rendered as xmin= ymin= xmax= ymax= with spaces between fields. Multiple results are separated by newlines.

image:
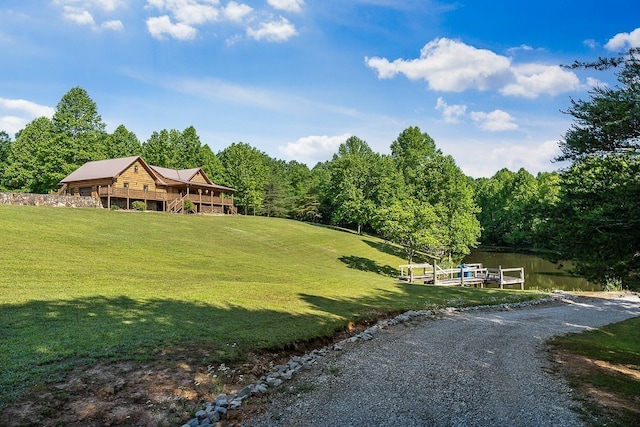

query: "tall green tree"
xmin=474 ymin=168 xmax=546 ymax=248
xmin=0 ymin=131 xmax=11 ymax=190
xmin=374 ymin=199 xmax=445 ymax=264
xmin=2 ymin=117 xmax=53 ymax=192
xmin=200 ymin=144 xmax=225 ymax=183
xmin=551 ymin=48 xmax=640 ymax=289
xmin=390 ymin=126 xmax=439 ymax=195
xmin=390 ymin=126 xmax=479 ymax=260
xmin=6 ymin=87 xmax=107 ymax=193
xmin=174 ymin=126 xmax=204 ymax=169
xmin=143 ymin=129 xmax=176 ymax=168
xmin=107 ymin=125 xmax=142 ymax=158
xmin=553 ymin=155 xmax=640 ymax=289
xmin=419 ymin=154 xmax=480 ymax=260
xmin=296 ymin=161 xmax=332 ymax=223
xmin=218 ymin=142 xmax=269 ymax=215
xmin=328 ymin=136 xmax=381 ymax=234
xmin=43 ymin=87 xmax=107 ymax=190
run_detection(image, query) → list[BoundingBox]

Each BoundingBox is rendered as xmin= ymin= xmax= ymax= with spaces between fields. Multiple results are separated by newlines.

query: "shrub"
xmin=132 ymin=201 xmax=147 ymax=211
xmin=184 ymin=199 xmax=195 ymax=214
xmin=110 ymin=205 xmax=119 ymax=211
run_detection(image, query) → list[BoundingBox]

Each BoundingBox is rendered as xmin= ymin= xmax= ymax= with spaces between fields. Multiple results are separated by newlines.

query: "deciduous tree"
xmin=328 ymin=136 xmax=380 ymax=234
xmin=218 ymin=142 xmax=269 ymax=215
xmin=107 ymin=125 xmax=142 ymax=158
xmin=0 ymin=131 xmax=11 ymax=190
xmin=552 ymin=48 xmax=640 ymax=289
xmin=2 ymin=117 xmax=53 ymax=192
xmin=374 ymin=199 xmax=444 ymax=264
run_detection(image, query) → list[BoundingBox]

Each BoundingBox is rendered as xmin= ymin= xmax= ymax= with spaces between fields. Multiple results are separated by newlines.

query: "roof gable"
xmin=61 ymin=156 xmax=140 ymax=183
xmin=150 ymin=166 xmax=204 ymax=182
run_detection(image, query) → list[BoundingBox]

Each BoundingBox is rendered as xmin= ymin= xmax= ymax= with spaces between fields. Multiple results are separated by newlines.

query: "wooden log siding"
xmin=116 ymin=161 xmax=159 ymax=192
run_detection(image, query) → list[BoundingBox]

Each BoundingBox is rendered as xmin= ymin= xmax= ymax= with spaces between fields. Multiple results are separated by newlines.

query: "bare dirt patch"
xmin=565 ymin=290 xmax=639 ymax=300
xmin=551 ymin=343 xmax=640 ymax=425
xmin=0 ymin=324 xmax=370 ymax=427
xmin=0 ymin=350 xmax=284 ymax=427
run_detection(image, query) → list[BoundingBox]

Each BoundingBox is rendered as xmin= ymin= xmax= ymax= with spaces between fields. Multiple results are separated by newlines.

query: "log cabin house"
xmin=58 ymin=156 xmax=237 ymax=214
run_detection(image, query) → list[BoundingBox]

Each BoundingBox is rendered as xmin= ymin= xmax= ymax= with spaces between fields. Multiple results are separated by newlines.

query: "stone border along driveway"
xmin=181 ymin=294 xmax=640 ymax=427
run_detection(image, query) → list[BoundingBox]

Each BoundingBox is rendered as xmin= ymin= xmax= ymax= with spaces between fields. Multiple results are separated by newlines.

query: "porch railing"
xmin=98 ymin=187 xmax=231 ymax=206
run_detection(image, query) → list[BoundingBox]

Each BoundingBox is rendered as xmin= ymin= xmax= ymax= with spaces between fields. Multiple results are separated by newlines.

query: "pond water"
xmin=463 ymin=248 xmax=600 ymax=291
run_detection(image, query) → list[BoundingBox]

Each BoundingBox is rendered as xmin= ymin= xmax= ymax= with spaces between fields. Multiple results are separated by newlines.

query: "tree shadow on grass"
xmin=0 ymin=295 xmax=331 ymax=422
xmin=339 ymin=255 xmax=398 ymax=277
xmin=298 ymin=284 xmax=514 ymax=322
xmin=0 ymin=285 xmax=526 ymax=425
xmin=362 ymin=239 xmax=434 ymax=264
xmin=362 ymin=239 xmax=406 ymax=259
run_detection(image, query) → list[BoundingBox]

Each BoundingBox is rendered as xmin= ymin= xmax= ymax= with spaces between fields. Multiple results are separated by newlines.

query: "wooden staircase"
xmin=167 ymin=195 xmax=187 ymax=213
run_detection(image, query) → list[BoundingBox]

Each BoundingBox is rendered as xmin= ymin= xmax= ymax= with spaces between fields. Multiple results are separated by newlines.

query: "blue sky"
xmin=1 ymin=1 xmax=639 ymax=177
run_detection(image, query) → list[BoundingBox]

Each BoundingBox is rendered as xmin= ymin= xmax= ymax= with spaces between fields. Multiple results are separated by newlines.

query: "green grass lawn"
xmin=0 ymin=205 xmax=545 ymax=408
xmin=550 ymin=317 xmax=640 ymax=426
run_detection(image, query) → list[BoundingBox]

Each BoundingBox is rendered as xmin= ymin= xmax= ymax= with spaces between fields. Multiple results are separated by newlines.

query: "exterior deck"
xmin=398 ymin=263 xmax=525 ymax=290
xmin=97 ymin=186 xmax=237 ymax=214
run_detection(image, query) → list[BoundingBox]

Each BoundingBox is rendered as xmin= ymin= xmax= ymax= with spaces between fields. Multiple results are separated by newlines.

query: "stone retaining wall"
xmin=0 ymin=192 xmax=103 ymax=208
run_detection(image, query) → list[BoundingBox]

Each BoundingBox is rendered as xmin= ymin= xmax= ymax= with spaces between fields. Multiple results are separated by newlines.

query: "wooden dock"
xmin=398 ymin=262 xmax=525 ymax=290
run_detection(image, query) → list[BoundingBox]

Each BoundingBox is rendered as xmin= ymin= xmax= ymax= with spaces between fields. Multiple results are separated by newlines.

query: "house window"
xmin=123 ymin=182 xmax=129 ymax=189
xmin=134 ymin=165 xmax=139 ymax=173
xmin=143 ymin=185 xmax=149 ymax=192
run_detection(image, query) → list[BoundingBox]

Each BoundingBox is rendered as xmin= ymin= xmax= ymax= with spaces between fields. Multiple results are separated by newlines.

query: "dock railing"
xmin=399 ymin=263 xmax=524 ymax=289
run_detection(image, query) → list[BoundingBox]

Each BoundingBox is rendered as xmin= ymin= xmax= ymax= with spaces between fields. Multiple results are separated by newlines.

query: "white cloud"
xmin=267 ymin=0 xmax=304 ymax=13
xmin=63 ymin=6 xmax=96 ymax=26
xmin=279 ymin=133 xmax=349 ymax=165
xmin=101 ymin=19 xmax=124 ymax=31
xmin=224 ymin=1 xmax=253 ymax=22
xmin=365 ymin=38 xmax=511 ymax=92
xmin=56 ymin=1 xmax=125 ymax=31
xmin=366 ymin=37 xmax=584 ymax=98
xmin=470 ymin=110 xmax=518 ymax=131
xmin=171 ymin=1 xmax=220 ymax=25
xmin=435 ymin=97 xmax=466 ymax=123
xmin=0 ymin=98 xmax=55 ymax=136
xmin=489 ymin=140 xmax=560 ymax=173
xmin=145 ymin=1 xmax=300 ymax=42
xmin=454 ymin=140 xmax=561 ymax=178
xmin=247 ymin=17 xmax=297 ymax=42
xmin=0 ymin=116 xmax=28 ymax=136
xmin=506 ymin=44 xmax=535 ymax=55
xmin=0 ymin=98 xmax=55 ymax=118
xmin=605 ymin=27 xmax=640 ymax=51
xmin=53 ymin=0 xmax=126 ymax=12
xmin=92 ymin=0 xmax=126 ymax=12
xmin=500 ymin=64 xmax=581 ymax=98
xmin=435 ymin=98 xmax=517 ymax=131
xmin=146 ymin=15 xmax=197 ymax=40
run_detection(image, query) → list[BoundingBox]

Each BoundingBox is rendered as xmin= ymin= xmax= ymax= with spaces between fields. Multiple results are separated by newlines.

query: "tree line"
xmin=472 ymin=48 xmax=640 ymax=290
xmin=0 ymin=87 xmax=481 ymax=266
xmin=0 ymin=48 xmax=638 ymax=289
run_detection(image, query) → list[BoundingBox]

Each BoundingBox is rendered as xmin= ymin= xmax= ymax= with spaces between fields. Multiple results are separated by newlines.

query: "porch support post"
xmin=432 ymin=258 xmax=437 ymax=285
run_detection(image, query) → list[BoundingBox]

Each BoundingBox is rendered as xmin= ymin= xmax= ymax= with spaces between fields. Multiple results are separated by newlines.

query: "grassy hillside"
xmin=0 ymin=205 xmax=543 ymax=408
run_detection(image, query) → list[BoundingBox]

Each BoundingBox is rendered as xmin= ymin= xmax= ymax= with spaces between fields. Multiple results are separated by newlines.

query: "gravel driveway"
xmin=243 ymin=295 xmax=640 ymax=427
